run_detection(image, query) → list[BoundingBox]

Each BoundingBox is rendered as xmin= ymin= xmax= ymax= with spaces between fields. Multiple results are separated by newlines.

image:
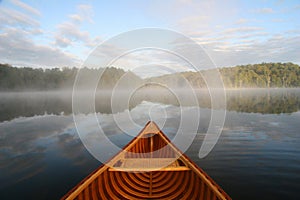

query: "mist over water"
xmin=0 ymin=88 xmax=300 ymax=199
xmin=1 ymin=88 xmax=300 ymax=122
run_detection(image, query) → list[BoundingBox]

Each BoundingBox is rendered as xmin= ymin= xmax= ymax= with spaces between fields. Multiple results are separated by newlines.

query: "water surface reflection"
xmin=1 ymin=89 xmax=300 ymax=122
xmin=0 ymin=89 xmax=300 ymax=199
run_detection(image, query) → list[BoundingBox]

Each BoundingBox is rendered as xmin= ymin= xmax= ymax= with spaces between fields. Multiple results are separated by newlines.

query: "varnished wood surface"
xmin=62 ymin=121 xmax=231 ymax=200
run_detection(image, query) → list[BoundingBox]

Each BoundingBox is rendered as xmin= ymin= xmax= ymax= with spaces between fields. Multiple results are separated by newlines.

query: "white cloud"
xmin=132 ymin=63 xmax=190 ymax=78
xmin=1 ymin=0 xmax=299 ymax=70
xmin=0 ymin=1 xmax=79 ymax=67
xmin=206 ymin=34 xmax=300 ymax=67
xmin=237 ymin=32 xmax=268 ymax=39
xmin=10 ymin=0 xmax=41 ymax=16
xmin=0 ymin=27 xmax=79 ymax=67
xmin=0 ymin=6 xmax=39 ymax=28
xmin=183 ymin=19 xmax=299 ymax=67
xmin=54 ymin=4 xmax=96 ymax=48
xmin=56 ymin=21 xmax=89 ymax=43
xmin=285 ymin=29 xmax=300 ymax=35
xmin=177 ymin=15 xmax=210 ymax=30
xmin=69 ymin=14 xmax=83 ymax=23
xmin=134 ymin=0 xmax=300 ymax=71
xmin=253 ymin=8 xmax=274 ymax=14
xmin=77 ymin=4 xmax=94 ymax=23
xmin=187 ymin=27 xmax=266 ymax=47
xmin=84 ymin=36 xmax=102 ymax=48
xmin=68 ymin=4 xmax=93 ymax=24
xmin=222 ymin=26 xmax=263 ymax=35
xmin=235 ymin=18 xmax=248 ymax=24
xmin=191 ymin=29 xmax=300 ymax=68
xmin=54 ymin=36 xmax=72 ymax=48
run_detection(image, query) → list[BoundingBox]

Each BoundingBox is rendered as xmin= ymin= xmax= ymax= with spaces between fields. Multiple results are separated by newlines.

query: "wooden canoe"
xmin=62 ymin=121 xmax=231 ymax=200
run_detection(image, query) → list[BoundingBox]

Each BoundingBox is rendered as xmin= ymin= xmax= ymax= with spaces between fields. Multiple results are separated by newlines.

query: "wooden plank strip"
xmin=149 ymin=172 xmax=152 ymax=196
xmin=84 ymin=187 xmax=89 ymax=200
xmin=109 ymin=166 xmax=191 ymax=172
xmin=200 ymin=180 xmax=205 ymax=200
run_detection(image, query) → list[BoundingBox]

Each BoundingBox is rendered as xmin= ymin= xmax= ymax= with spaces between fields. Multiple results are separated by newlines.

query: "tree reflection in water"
xmin=0 ymin=89 xmax=300 ymax=123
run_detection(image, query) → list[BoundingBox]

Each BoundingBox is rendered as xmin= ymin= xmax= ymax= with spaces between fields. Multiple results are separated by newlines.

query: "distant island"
xmin=0 ymin=62 xmax=299 ymax=91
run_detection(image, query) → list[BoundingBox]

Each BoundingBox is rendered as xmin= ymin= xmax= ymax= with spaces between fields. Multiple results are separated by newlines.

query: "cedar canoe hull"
xmin=62 ymin=121 xmax=231 ymax=200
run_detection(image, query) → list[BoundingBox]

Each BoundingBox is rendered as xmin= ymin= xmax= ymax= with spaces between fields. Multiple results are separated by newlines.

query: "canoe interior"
xmin=62 ymin=121 xmax=231 ymax=200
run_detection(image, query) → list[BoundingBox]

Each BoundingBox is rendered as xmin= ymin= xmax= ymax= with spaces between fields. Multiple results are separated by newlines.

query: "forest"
xmin=148 ymin=62 xmax=300 ymax=88
xmin=0 ymin=62 xmax=299 ymax=90
xmin=220 ymin=62 xmax=300 ymax=88
xmin=0 ymin=64 xmax=141 ymax=90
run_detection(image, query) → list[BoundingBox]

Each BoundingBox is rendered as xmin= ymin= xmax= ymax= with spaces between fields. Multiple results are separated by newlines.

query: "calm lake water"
xmin=0 ymin=89 xmax=300 ymax=200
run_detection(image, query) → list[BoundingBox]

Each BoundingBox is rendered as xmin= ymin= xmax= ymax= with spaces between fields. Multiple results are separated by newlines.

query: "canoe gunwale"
xmin=61 ymin=121 xmax=231 ymax=200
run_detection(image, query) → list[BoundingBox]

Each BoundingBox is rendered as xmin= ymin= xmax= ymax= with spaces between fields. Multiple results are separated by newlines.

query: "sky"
xmin=0 ymin=0 xmax=299 ymax=76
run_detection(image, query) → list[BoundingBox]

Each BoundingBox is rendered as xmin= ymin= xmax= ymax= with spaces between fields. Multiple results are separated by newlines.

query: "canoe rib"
xmin=62 ymin=121 xmax=231 ymax=200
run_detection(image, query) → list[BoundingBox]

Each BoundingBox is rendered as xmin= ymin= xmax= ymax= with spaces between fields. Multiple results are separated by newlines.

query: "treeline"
xmin=0 ymin=64 xmax=77 ymax=90
xmin=0 ymin=64 xmax=141 ymax=91
xmin=0 ymin=62 xmax=300 ymax=90
xmin=148 ymin=62 xmax=300 ymax=88
xmin=220 ymin=62 xmax=300 ymax=88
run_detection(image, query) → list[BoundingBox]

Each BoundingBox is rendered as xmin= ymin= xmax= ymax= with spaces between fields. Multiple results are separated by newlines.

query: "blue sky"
xmin=0 ymin=0 xmax=299 ymax=74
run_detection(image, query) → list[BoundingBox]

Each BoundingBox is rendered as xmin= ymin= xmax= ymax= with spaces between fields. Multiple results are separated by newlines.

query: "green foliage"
xmin=148 ymin=62 xmax=300 ymax=88
xmin=219 ymin=62 xmax=300 ymax=88
xmin=0 ymin=62 xmax=299 ymax=90
xmin=0 ymin=64 xmax=142 ymax=91
xmin=0 ymin=64 xmax=77 ymax=90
